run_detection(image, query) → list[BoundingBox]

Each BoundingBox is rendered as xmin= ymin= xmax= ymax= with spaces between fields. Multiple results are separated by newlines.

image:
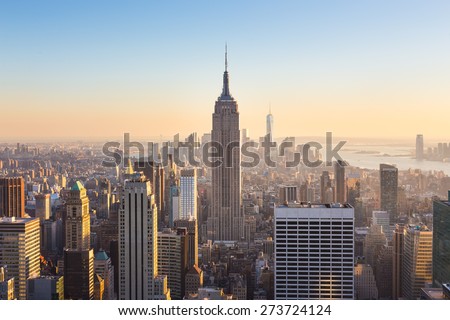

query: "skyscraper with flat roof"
xmin=119 ymin=173 xmax=170 ymax=300
xmin=334 ymin=160 xmax=347 ymax=204
xmin=274 ymin=203 xmax=354 ymax=299
xmin=380 ymin=164 xmax=398 ymax=222
xmin=0 ymin=177 xmax=25 ymax=218
xmin=0 ymin=216 xmax=40 ymax=300
xmin=402 ymin=224 xmax=433 ymax=299
xmin=209 ymin=48 xmax=242 ymax=241
xmin=416 ymin=134 xmax=424 ymax=161
xmin=180 ymin=168 xmax=197 ymax=220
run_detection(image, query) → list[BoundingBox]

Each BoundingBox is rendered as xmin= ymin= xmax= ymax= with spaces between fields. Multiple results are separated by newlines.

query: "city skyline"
xmin=1 ymin=1 xmax=450 ymax=140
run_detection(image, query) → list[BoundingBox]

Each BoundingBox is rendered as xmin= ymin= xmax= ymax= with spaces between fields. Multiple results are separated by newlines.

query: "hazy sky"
xmin=1 ymin=1 xmax=449 ymax=141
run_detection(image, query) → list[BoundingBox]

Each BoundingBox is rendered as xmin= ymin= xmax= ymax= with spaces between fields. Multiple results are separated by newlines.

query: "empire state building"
xmin=208 ymin=48 xmax=243 ymax=241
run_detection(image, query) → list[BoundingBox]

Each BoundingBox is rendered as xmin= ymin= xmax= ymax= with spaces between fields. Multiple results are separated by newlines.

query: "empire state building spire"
xmin=220 ymin=44 xmax=233 ymax=100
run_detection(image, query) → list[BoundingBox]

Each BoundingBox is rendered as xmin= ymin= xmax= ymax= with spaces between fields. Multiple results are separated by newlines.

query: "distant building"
xmin=402 ymin=224 xmax=433 ymax=299
xmin=432 ymin=191 xmax=450 ymax=287
xmin=278 ymin=185 xmax=298 ymax=204
xmin=416 ymin=134 xmax=424 ymax=161
xmin=274 ymin=203 xmax=354 ymax=299
xmin=27 ymin=276 xmax=64 ymax=300
xmin=334 ymin=160 xmax=347 ymax=203
xmin=0 ymin=217 xmax=40 ymax=300
xmin=380 ymin=164 xmax=398 ymax=222
xmin=0 ymin=177 xmax=25 ymax=218
xmin=35 ymin=194 xmax=51 ymax=221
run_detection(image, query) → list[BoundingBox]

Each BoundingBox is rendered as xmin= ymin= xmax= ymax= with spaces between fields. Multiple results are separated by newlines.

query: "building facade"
xmin=0 ymin=177 xmax=25 ymax=218
xmin=274 ymin=203 xmax=354 ymax=299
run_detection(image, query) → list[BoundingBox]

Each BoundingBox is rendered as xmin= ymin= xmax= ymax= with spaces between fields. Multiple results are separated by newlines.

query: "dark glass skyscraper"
xmin=208 ymin=48 xmax=243 ymax=241
xmin=432 ymin=191 xmax=450 ymax=287
xmin=380 ymin=164 xmax=398 ymax=222
xmin=0 ymin=177 xmax=25 ymax=218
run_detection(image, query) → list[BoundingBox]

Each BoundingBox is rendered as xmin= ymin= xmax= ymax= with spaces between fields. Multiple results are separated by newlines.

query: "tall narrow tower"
xmin=266 ymin=106 xmax=274 ymax=142
xmin=208 ymin=46 xmax=243 ymax=241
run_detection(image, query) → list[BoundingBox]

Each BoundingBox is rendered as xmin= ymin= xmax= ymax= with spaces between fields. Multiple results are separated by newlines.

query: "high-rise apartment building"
xmin=432 ymin=191 xmax=450 ymax=287
xmin=0 ymin=177 xmax=25 ymax=218
xmin=274 ymin=203 xmax=354 ymax=299
xmin=0 ymin=217 xmax=40 ymax=300
xmin=380 ymin=164 xmax=398 ymax=222
xmin=402 ymin=224 xmax=433 ymax=299
xmin=208 ymin=48 xmax=243 ymax=241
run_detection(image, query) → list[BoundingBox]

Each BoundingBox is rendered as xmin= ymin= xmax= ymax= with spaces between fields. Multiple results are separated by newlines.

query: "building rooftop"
xmin=71 ymin=181 xmax=84 ymax=191
xmin=0 ymin=216 xmax=38 ymax=224
xmin=277 ymin=202 xmax=353 ymax=209
xmin=94 ymin=250 xmax=109 ymax=261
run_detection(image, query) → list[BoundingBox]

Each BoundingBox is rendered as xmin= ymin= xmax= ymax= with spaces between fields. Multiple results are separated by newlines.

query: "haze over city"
xmin=1 ymin=1 xmax=450 ymax=140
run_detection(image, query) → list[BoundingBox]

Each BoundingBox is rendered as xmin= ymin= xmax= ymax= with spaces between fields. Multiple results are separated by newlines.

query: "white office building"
xmin=274 ymin=203 xmax=354 ymax=300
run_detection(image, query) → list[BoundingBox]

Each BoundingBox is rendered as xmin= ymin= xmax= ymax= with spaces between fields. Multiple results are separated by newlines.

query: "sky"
xmin=1 ymin=1 xmax=450 ymax=141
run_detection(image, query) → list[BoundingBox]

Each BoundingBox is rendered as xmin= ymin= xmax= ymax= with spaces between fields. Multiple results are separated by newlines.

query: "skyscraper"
xmin=174 ymin=217 xmax=198 ymax=268
xmin=0 ymin=217 xmax=40 ymax=300
xmin=274 ymin=203 xmax=354 ymax=299
xmin=35 ymin=193 xmax=51 ymax=222
xmin=334 ymin=160 xmax=347 ymax=204
xmin=64 ymin=181 xmax=94 ymax=300
xmin=380 ymin=164 xmax=398 ymax=222
xmin=180 ymin=168 xmax=197 ymax=220
xmin=266 ymin=106 xmax=274 ymax=142
xmin=402 ymin=224 xmax=433 ymax=300
xmin=157 ymin=228 xmax=188 ymax=300
xmin=279 ymin=185 xmax=298 ymax=204
xmin=432 ymin=191 xmax=450 ymax=287
xmin=209 ymin=47 xmax=242 ymax=241
xmin=65 ymin=181 xmax=90 ymax=250
xmin=119 ymin=173 xmax=169 ymax=300
xmin=416 ymin=134 xmax=424 ymax=161
xmin=0 ymin=177 xmax=25 ymax=218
